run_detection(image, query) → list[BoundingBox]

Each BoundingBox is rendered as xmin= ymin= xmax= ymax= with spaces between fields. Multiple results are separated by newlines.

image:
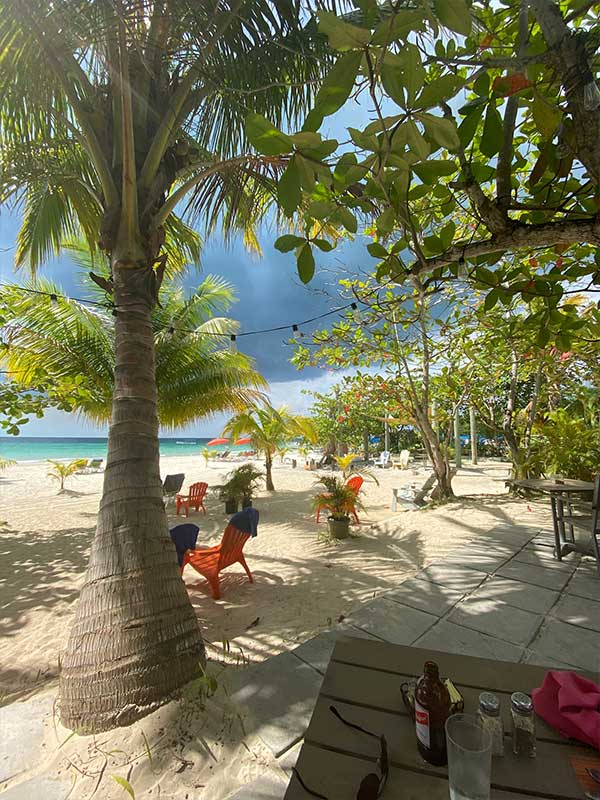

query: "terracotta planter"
xmin=328 ymin=516 xmax=350 ymax=539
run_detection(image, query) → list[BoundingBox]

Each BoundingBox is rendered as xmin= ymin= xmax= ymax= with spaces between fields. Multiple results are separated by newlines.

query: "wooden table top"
xmin=509 ymin=478 xmax=595 ymax=494
xmin=284 ymin=638 xmax=597 ymax=799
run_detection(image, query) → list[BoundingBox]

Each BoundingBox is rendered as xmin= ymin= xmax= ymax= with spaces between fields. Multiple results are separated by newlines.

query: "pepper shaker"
xmin=510 ymin=692 xmax=536 ymax=757
xmin=477 ymin=692 xmax=504 ymax=756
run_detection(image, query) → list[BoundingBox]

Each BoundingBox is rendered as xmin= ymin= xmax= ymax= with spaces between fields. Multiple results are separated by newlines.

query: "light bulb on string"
xmin=49 ymin=293 xmax=58 ymax=305
xmin=350 ymin=302 xmax=363 ymax=324
xmin=292 ymin=324 xmax=300 ymax=340
xmin=229 ymin=334 xmax=237 ymax=354
xmin=582 ymin=70 xmax=600 ymax=111
xmin=457 ymin=257 xmax=468 ymax=280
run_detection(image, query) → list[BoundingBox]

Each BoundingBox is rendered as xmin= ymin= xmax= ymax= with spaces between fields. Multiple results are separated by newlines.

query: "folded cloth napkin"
xmin=532 ymin=670 xmax=600 ymax=750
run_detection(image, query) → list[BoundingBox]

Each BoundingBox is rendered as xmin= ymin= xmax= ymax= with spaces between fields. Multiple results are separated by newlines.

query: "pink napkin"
xmin=532 ymin=671 xmax=600 ymax=750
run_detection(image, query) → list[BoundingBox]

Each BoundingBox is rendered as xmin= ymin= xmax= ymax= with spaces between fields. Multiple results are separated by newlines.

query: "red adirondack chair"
xmin=316 ymin=475 xmax=364 ymax=524
xmin=176 ymin=481 xmax=208 ymax=517
xmin=181 ymin=524 xmax=253 ymax=599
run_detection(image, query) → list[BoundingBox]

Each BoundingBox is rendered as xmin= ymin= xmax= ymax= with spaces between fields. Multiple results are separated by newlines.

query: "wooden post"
xmin=454 ymin=408 xmax=462 ymax=469
xmin=470 ymin=406 xmax=478 ymax=465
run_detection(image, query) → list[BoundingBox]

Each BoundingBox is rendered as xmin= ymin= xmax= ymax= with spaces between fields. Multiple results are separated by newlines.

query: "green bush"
xmin=530 ymin=410 xmax=600 ymax=481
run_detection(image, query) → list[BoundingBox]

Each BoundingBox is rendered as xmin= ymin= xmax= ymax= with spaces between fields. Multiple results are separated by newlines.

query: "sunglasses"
xmin=292 ymin=704 xmax=389 ymax=799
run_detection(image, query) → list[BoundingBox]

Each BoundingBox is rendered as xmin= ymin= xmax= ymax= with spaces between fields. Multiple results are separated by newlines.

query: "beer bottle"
xmin=414 ymin=660 xmax=451 ymax=766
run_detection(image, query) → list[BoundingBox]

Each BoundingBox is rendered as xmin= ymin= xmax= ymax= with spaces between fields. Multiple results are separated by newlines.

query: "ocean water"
xmin=0 ymin=436 xmax=239 ymax=462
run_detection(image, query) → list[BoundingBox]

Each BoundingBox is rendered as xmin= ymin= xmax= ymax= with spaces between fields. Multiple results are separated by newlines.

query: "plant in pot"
xmin=218 ymin=464 xmax=263 ymax=514
xmin=313 ymin=475 xmax=364 ymax=540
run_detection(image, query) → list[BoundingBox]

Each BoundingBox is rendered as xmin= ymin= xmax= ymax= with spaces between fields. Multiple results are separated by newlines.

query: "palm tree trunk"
xmin=265 ymin=452 xmax=274 ymax=491
xmin=59 ymin=263 xmax=204 ymax=733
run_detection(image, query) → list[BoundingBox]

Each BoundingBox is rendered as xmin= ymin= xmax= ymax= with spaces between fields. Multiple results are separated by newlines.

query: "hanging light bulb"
xmin=457 ymin=257 xmax=468 ymax=279
xmin=350 ymin=302 xmax=363 ymax=324
xmin=292 ymin=324 xmax=300 ymax=340
xmin=229 ymin=334 xmax=237 ymax=353
xmin=49 ymin=293 xmax=58 ymax=305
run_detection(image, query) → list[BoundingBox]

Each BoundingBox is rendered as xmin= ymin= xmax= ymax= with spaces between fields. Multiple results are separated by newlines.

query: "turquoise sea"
xmin=0 ymin=436 xmax=237 ymax=462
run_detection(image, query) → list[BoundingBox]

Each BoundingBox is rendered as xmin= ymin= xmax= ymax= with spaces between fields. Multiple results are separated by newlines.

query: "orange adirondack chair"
xmin=176 ymin=481 xmax=208 ymax=517
xmin=181 ymin=524 xmax=254 ymax=599
xmin=316 ymin=475 xmax=364 ymax=524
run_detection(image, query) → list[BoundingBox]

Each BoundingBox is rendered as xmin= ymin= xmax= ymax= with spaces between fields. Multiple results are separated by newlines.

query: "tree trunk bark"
xmin=503 ymin=348 xmax=524 ymax=478
xmin=416 ymin=408 xmax=455 ymax=499
xmin=265 ymin=453 xmax=274 ymax=491
xmin=59 ymin=263 xmax=205 ymax=733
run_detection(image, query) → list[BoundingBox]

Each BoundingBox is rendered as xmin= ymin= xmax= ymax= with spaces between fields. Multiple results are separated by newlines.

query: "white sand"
xmin=0 ymin=456 xmax=551 ymax=798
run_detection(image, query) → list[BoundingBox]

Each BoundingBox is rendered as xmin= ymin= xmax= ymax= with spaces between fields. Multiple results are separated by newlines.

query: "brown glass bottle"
xmin=414 ymin=660 xmax=451 ymax=766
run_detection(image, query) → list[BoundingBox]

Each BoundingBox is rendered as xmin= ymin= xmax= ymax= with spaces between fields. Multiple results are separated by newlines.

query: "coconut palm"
xmin=2 ymin=276 xmax=267 ymax=426
xmin=0 ymin=0 xmax=336 ymax=731
xmin=47 ymin=458 xmax=88 ymax=492
xmin=223 ymin=403 xmax=316 ymax=490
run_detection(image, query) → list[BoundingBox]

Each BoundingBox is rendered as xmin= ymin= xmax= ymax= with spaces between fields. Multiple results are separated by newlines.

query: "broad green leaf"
xmin=531 ymin=98 xmax=561 ymax=138
xmin=458 ymin=105 xmax=484 ymax=147
xmin=308 ymin=200 xmax=336 ymax=219
xmin=370 ymin=10 xmax=425 ymax=44
xmin=318 ymin=12 xmax=371 ymax=50
xmin=367 ymin=242 xmax=388 ymax=258
xmin=245 ymin=113 xmax=293 ymax=155
xmin=313 ymin=51 xmax=363 ymax=117
xmin=405 ymin=121 xmax=430 ymax=160
xmin=336 ymin=207 xmax=357 ymax=233
xmin=274 ymin=234 xmax=305 ymax=253
xmin=376 ymin=208 xmax=396 ymax=235
xmin=480 ymin=105 xmax=504 ymax=158
xmin=528 ymin=150 xmax=548 ymax=188
xmin=403 ymin=44 xmax=426 ymax=105
xmin=295 ymin=154 xmax=316 ymax=191
xmin=312 ymin=238 xmax=334 ymax=252
xmin=419 ymin=113 xmax=460 ymax=151
xmin=413 ymin=159 xmax=458 ymax=184
xmin=423 ymin=235 xmax=444 ymax=254
xmin=433 ymin=0 xmax=472 ymax=36
xmin=439 ymin=220 xmax=456 ymax=249
xmin=416 ymin=75 xmax=464 ymax=109
xmin=291 ymin=132 xmax=323 ymax=150
xmin=381 ymin=54 xmax=406 ymax=107
xmin=277 ymin=157 xmax=302 ymax=217
xmin=297 ymin=243 xmax=315 ymax=283
xmin=484 ymin=289 xmax=499 ymax=310
xmin=111 ymin=776 xmax=135 ymax=799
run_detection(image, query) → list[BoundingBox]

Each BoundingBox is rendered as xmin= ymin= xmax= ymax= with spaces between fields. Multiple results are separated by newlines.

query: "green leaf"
xmin=297 ymin=243 xmax=315 ymax=283
xmin=277 ymin=157 xmax=302 ymax=217
xmin=528 ymin=150 xmax=548 ymax=189
xmin=312 ymin=238 xmax=334 ymax=252
xmin=318 ymin=12 xmax=371 ymax=50
xmin=275 ymin=234 xmax=305 ymax=253
xmin=416 ymin=75 xmax=463 ymax=109
xmin=405 ymin=121 xmax=430 ymax=160
xmin=313 ymin=51 xmax=363 ymax=117
xmin=484 ymin=289 xmax=499 ymax=310
xmin=370 ymin=10 xmax=425 ymax=44
xmin=291 ymin=132 xmax=323 ymax=150
xmin=419 ymin=113 xmax=460 ymax=151
xmin=376 ymin=208 xmax=396 ymax=236
xmin=111 ymin=776 xmax=135 ymax=799
xmin=480 ymin=105 xmax=504 ymax=158
xmin=246 ymin=113 xmax=293 ymax=155
xmin=367 ymin=242 xmax=389 ymax=258
xmin=336 ymin=206 xmax=357 ymax=233
xmin=423 ymin=235 xmax=444 ymax=255
xmin=433 ymin=0 xmax=472 ymax=36
xmin=439 ymin=220 xmax=456 ymax=249
xmin=403 ymin=45 xmax=425 ymax=105
xmin=413 ymin=159 xmax=458 ymax=184
xmin=381 ymin=54 xmax=405 ymax=107
xmin=294 ymin=154 xmax=316 ymax=191
xmin=308 ymin=200 xmax=336 ymax=219
xmin=458 ymin=105 xmax=484 ymax=147
xmin=531 ymin=98 xmax=561 ymax=138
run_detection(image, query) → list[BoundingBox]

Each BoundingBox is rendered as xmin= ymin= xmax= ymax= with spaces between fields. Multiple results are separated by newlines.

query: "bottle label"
xmin=415 ymin=700 xmax=430 ymax=749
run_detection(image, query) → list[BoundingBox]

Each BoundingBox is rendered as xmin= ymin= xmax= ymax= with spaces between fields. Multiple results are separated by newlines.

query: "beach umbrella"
xmin=234 ymin=437 xmax=252 ymax=446
xmin=207 ymin=437 xmax=229 ymax=446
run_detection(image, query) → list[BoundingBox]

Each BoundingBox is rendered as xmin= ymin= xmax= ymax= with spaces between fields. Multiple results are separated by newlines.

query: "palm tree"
xmin=0 ymin=0 xmax=334 ymax=732
xmin=2 ymin=276 xmax=267 ymax=426
xmin=223 ymin=403 xmax=316 ymax=490
xmin=47 ymin=458 xmax=88 ymax=492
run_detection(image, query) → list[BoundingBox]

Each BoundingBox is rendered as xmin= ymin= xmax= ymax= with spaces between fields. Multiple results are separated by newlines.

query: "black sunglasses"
xmin=292 ymin=705 xmax=389 ymax=799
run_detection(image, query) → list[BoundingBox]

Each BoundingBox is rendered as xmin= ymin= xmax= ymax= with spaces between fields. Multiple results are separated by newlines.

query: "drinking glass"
xmin=446 ymin=713 xmax=492 ymax=800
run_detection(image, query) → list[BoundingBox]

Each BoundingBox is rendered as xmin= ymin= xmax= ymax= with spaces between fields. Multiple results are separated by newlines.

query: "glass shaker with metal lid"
xmin=511 ymin=692 xmax=536 ymax=757
xmin=477 ymin=691 xmax=504 ymax=756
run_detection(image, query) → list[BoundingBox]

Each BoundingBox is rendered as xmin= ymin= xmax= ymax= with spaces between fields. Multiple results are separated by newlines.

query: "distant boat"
xmin=176 ymin=440 xmax=194 ymax=445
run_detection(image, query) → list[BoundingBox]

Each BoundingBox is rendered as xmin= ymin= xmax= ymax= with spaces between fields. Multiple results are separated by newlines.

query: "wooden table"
xmin=509 ymin=479 xmax=595 ymax=562
xmin=285 ymin=638 xmax=597 ymax=799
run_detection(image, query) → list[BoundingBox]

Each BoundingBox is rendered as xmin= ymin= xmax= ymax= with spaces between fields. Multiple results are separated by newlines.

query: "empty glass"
xmin=446 ymin=713 xmax=492 ymax=800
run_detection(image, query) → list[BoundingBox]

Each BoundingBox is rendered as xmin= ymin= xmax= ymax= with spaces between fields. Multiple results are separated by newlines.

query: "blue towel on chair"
xmin=169 ymin=524 xmax=200 ymax=567
xmin=229 ymin=508 xmax=259 ymax=537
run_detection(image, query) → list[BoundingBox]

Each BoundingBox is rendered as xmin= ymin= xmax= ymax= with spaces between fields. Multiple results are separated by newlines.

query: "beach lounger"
xmin=182 ymin=509 xmax=258 ymax=599
xmin=76 ymin=458 xmax=104 ymax=474
xmin=176 ymin=481 xmax=208 ymax=517
xmin=316 ymin=475 xmax=363 ymax=524
xmin=392 ymin=473 xmax=437 ymax=511
xmin=374 ymin=450 xmax=391 ymax=469
xmin=170 ymin=523 xmax=200 ymax=572
xmin=163 ymin=473 xmax=185 ymax=505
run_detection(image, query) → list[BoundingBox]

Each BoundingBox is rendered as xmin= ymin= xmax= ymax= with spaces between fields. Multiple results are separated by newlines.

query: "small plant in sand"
xmin=0 ymin=457 xmax=16 ymax=472
xmin=334 ymin=453 xmax=379 ymax=484
xmin=201 ymin=447 xmax=211 ymax=467
xmin=47 ymin=458 xmax=87 ymax=493
xmin=313 ymin=475 xmax=365 ymax=541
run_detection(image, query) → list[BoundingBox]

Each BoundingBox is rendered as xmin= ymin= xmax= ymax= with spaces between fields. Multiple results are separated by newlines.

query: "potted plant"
xmin=218 ymin=464 xmax=263 ymax=514
xmin=313 ymin=475 xmax=364 ymax=540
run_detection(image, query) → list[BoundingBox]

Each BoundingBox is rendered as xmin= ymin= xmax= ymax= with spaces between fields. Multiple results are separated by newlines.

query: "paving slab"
xmin=227 ymin=774 xmax=286 ymax=799
xmin=278 ymin=740 xmax=302 ymax=777
xmin=227 ymin=651 xmax=322 ymax=757
xmin=347 ymin=598 xmax=437 ymax=645
xmin=418 ymin=564 xmax=489 ymax=593
xmin=495 ymin=560 xmax=571 ymax=591
xmin=439 ymin=546 xmax=513 ymax=573
xmin=469 ymin=576 xmax=559 ymax=615
xmin=0 ymin=778 xmax=70 ymax=800
xmin=511 ymin=550 xmax=577 ymax=573
xmin=551 ymin=593 xmax=600 ymax=633
xmin=385 ymin=577 xmax=465 ymax=617
xmin=0 ymin=695 xmax=54 ymax=783
xmin=290 ymin=627 xmax=380 ymax=674
xmin=520 ymin=651 xmax=582 ymax=671
xmin=528 ymin=620 xmax=600 ymax=674
xmin=414 ymin=620 xmax=524 ymax=663
xmin=565 ymin=572 xmax=600 ymax=601
xmin=448 ymin=597 xmax=543 ymax=646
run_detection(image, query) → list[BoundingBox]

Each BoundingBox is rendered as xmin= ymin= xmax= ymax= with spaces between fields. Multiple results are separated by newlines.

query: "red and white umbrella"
xmin=206 ymin=437 xmax=229 ymax=446
xmin=234 ymin=437 xmax=252 ymax=446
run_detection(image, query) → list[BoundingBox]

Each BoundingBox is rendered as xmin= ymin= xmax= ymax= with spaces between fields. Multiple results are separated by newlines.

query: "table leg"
xmin=551 ymin=495 xmax=564 ymax=561
xmin=392 ymin=489 xmax=398 ymax=512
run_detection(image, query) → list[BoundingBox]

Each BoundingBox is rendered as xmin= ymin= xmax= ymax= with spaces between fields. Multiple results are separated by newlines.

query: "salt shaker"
xmin=477 ymin=692 xmax=504 ymax=756
xmin=510 ymin=692 xmax=536 ymax=757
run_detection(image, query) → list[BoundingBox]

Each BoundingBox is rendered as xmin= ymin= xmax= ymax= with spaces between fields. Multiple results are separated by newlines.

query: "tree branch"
xmin=404 ymin=216 xmax=600 ymax=277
